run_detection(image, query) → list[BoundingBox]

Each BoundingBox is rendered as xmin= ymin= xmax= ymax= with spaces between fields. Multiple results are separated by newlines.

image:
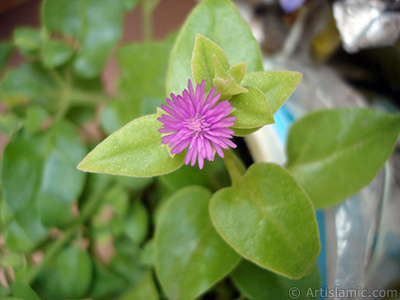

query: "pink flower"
xmin=158 ymin=79 xmax=237 ymax=169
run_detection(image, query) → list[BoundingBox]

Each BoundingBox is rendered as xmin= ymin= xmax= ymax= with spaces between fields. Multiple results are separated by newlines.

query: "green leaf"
xmin=158 ymin=156 xmax=230 ymax=194
xmin=25 ymin=105 xmax=48 ymax=134
xmin=0 ymin=41 xmax=13 ymax=73
xmin=0 ymin=63 xmax=102 ymax=110
xmin=0 ymin=284 xmax=9 ymax=298
xmin=2 ymin=121 xmax=86 ymax=235
xmin=228 ymin=62 xmax=247 ymax=83
xmin=118 ymin=42 xmax=172 ymax=100
xmin=140 ymin=239 xmax=155 ymax=266
xmin=103 ymin=183 xmax=129 ymax=214
xmin=212 ymin=56 xmax=248 ymax=99
xmin=55 ymin=244 xmax=93 ymax=299
xmin=209 ymin=163 xmax=320 ymax=279
xmin=2 ymin=134 xmax=48 ymax=251
xmin=66 ymin=105 xmax=96 ymax=126
xmin=2 ymin=134 xmax=45 ymax=213
xmin=101 ymin=98 xmax=139 ymax=135
xmin=43 ymin=0 xmax=124 ymax=78
xmin=231 ymin=260 xmax=321 ymax=300
xmin=230 ymin=86 xmax=274 ymax=130
xmin=110 ymin=238 xmax=147 ymax=284
xmin=79 ymin=114 xmax=185 ymax=177
xmin=0 ymin=63 xmax=57 ymax=108
xmin=70 ymin=76 xmax=104 ymax=103
xmin=36 ymin=264 xmax=71 ymax=298
xmin=38 ymin=121 xmax=86 ymax=227
xmin=13 ymin=28 xmax=41 ymax=55
xmin=286 ymin=108 xmax=400 ymax=208
xmin=41 ymin=40 xmax=74 ymax=68
xmin=5 ymin=216 xmax=46 ymax=253
xmin=119 ymin=270 xmax=158 ymax=300
xmin=155 ymin=158 xmax=231 ymax=224
xmin=241 ymin=71 xmax=302 ymax=114
xmin=91 ymin=182 xmax=129 ymax=239
xmin=10 ymin=281 xmax=42 ymax=300
xmin=191 ymin=34 xmax=230 ymax=91
xmin=0 ymin=252 xmax=23 ymax=268
xmin=0 ymin=113 xmax=23 ymax=136
xmin=0 ymin=195 xmax=13 ymax=227
xmin=124 ymin=200 xmax=149 ymax=244
xmin=102 ymin=40 xmax=174 ymax=134
xmin=86 ymin=261 xmax=127 ymax=299
xmin=167 ymin=0 xmax=263 ymax=95
xmin=155 ymin=186 xmax=240 ymax=300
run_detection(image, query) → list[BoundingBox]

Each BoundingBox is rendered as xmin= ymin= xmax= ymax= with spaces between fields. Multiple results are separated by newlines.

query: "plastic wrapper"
xmin=233 ymin=1 xmax=400 ymax=298
xmin=245 ymin=56 xmax=400 ymax=299
xmin=333 ymin=0 xmax=400 ymax=53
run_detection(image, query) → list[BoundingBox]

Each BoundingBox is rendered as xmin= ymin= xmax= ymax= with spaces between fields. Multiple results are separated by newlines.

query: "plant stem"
xmin=143 ymin=9 xmax=153 ymax=42
xmin=51 ymin=67 xmax=71 ymax=121
xmin=48 ymin=68 xmax=67 ymax=90
xmin=141 ymin=0 xmax=156 ymax=42
xmin=26 ymin=178 xmax=113 ymax=284
xmin=54 ymin=87 xmax=70 ymax=121
xmin=223 ymin=149 xmax=246 ymax=185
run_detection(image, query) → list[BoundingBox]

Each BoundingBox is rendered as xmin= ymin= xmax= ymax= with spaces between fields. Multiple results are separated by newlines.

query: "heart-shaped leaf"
xmin=167 ymin=0 xmax=262 ymax=95
xmin=13 ymin=28 xmax=41 ymax=55
xmin=210 ymin=163 xmax=320 ymax=279
xmin=241 ymin=71 xmax=302 ymax=114
xmin=155 ymin=186 xmax=240 ymax=300
xmin=286 ymin=108 xmax=400 ymax=208
xmin=78 ymin=114 xmax=185 ymax=177
xmin=230 ymin=86 xmax=274 ymax=130
xmin=55 ymin=244 xmax=93 ymax=299
xmin=41 ymin=40 xmax=74 ymax=68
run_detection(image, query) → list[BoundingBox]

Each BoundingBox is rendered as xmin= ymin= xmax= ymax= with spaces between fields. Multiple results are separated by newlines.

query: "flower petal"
xmin=159 ymin=79 xmax=237 ymax=169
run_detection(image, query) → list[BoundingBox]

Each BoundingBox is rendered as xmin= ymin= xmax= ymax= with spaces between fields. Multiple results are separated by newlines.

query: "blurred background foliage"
xmin=0 ymin=0 xmax=232 ymax=299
